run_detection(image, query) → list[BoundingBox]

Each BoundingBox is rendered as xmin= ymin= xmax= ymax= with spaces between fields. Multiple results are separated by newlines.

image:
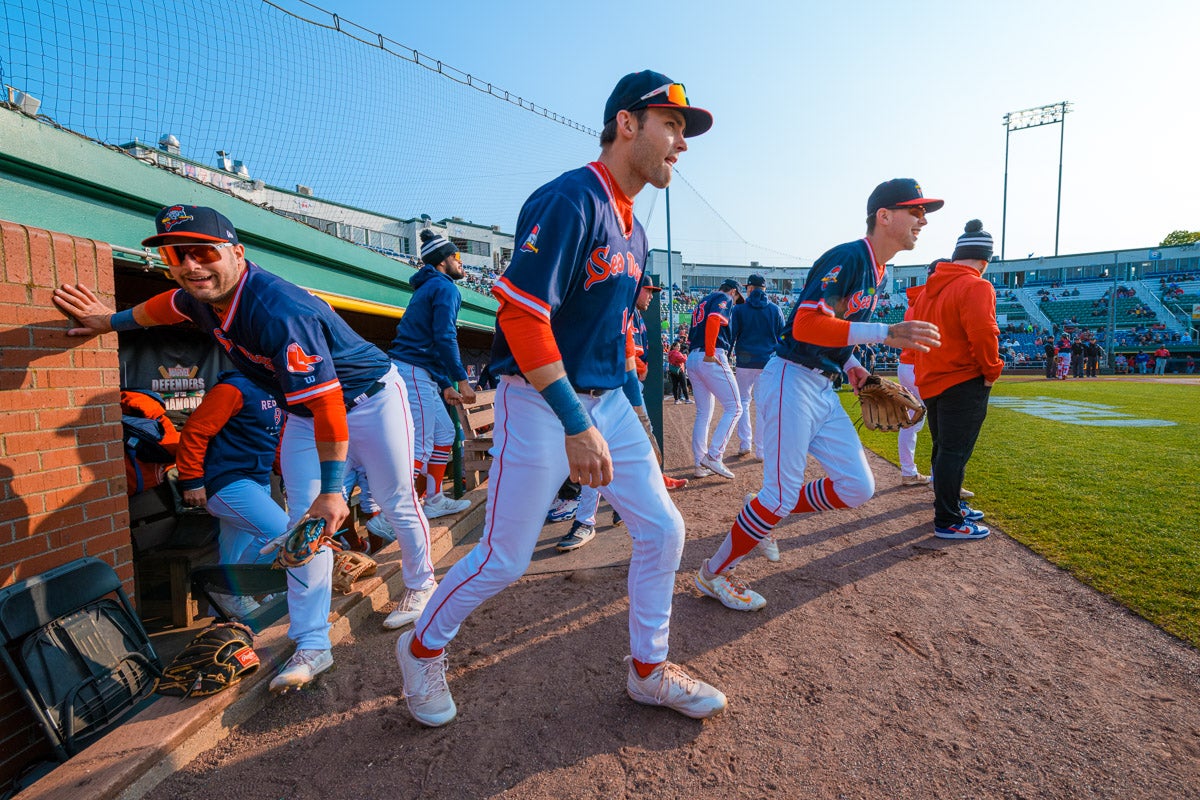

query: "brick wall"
xmin=0 ymin=219 xmax=130 ymax=788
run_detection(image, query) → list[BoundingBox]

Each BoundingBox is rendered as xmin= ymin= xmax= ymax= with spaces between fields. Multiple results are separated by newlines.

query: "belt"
xmin=346 ymin=379 xmax=387 ymax=410
xmin=790 ymin=362 xmax=841 ymax=384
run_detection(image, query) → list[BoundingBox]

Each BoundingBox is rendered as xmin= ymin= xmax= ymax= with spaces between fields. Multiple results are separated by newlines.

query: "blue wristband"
xmin=110 ymin=308 xmax=143 ymax=332
xmin=319 ymin=460 xmax=346 ymax=495
xmin=538 ymin=377 xmax=593 ymax=436
xmin=622 ymin=368 xmax=644 ymax=407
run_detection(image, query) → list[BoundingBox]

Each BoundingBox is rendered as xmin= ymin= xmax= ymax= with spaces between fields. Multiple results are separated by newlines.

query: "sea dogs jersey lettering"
xmin=777 ymin=238 xmax=884 ymax=375
xmin=169 ymin=262 xmax=389 ymax=415
xmin=687 ymin=291 xmax=734 ymax=353
xmin=490 ymin=163 xmax=645 ymax=390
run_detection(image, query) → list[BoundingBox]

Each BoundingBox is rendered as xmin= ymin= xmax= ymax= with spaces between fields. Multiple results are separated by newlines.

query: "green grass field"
xmin=844 ymin=376 xmax=1200 ymax=649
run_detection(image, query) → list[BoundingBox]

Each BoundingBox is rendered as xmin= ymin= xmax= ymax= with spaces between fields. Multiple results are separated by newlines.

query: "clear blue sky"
xmin=321 ymin=0 xmax=1197 ymax=266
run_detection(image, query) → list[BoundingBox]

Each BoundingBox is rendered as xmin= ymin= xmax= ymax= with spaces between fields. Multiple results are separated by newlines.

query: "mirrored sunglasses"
xmin=158 ymin=242 xmax=234 ymax=267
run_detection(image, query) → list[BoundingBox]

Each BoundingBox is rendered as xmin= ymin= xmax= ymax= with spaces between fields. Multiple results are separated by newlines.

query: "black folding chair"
xmin=189 ymin=564 xmax=289 ymax=634
xmin=0 ymin=557 xmax=162 ymax=762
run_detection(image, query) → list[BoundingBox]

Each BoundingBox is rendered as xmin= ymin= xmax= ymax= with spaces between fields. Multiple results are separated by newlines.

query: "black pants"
xmin=925 ymin=376 xmax=991 ymax=528
xmin=1072 ymin=357 xmax=1084 ymax=378
xmin=669 ymin=370 xmax=689 ymax=402
xmin=1044 ymin=357 xmax=1055 ymax=379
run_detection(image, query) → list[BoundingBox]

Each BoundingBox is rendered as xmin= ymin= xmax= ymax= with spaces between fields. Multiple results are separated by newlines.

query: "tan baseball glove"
xmin=332 ymin=550 xmax=378 ymax=594
xmin=857 ymin=375 xmax=926 ymax=432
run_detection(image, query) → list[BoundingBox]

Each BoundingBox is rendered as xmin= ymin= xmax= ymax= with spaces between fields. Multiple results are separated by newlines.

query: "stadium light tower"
xmin=1001 ymin=101 xmax=1071 ymax=260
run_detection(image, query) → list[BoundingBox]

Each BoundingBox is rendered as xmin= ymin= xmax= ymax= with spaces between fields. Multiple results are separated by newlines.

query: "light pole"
xmin=1001 ymin=101 xmax=1071 ymax=260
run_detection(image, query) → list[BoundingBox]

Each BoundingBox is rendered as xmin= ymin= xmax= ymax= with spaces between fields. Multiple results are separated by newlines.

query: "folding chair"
xmin=189 ymin=564 xmax=289 ymax=635
xmin=0 ymin=557 xmax=162 ymax=762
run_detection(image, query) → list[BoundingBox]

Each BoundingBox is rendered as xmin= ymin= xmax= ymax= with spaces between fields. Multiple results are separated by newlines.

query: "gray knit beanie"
xmin=952 ymin=219 xmax=994 ymax=262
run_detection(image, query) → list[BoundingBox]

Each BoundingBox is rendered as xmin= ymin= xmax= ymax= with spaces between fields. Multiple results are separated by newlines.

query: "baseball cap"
xmin=604 ymin=70 xmax=713 ymax=138
xmin=866 ymin=179 xmax=944 ymax=216
xmin=747 ymin=274 xmax=766 ymax=287
xmin=719 ymin=277 xmax=744 ymax=303
xmin=639 ymin=273 xmax=663 ymax=292
xmin=142 ymin=205 xmax=239 ymax=247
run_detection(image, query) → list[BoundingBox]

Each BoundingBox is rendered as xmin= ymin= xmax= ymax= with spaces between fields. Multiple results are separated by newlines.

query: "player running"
xmin=686 ymin=278 xmax=744 ymax=478
xmin=396 ymin=70 xmax=726 ymax=726
xmin=695 ymin=179 xmax=943 ymax=611
xmin=52 ymin=205 xmax=436 ymax=691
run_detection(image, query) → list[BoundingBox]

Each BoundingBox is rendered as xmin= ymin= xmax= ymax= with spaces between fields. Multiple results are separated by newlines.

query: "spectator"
xmin=667 ymin=342 xmax=690 ymax=403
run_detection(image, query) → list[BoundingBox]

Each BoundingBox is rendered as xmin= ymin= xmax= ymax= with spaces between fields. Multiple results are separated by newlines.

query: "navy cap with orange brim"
xmin=604 ymin=70 xmax=713 ymax=138
xmin=866 ymin=179 xmax=945 ymax=216
xmin=142 ymin=205 xmax=240 ymax=247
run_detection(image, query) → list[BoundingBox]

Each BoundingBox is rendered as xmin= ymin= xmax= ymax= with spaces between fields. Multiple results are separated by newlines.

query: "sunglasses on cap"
xmin=637 ymin=82 xmax=689 ymax=108
xmin=158 ymin=242 xmax=234 ymax=267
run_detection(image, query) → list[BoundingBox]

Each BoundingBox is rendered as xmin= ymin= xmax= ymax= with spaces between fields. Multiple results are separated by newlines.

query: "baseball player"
xmin=730 ymin=273 xmax=785 ymax=459
xmin=694 ymin=179 xmax=943 ymax=611
xmin=383 ymin=227 xmax=475 ymax=522
xmin=396 ymin=70 xmax=726 ymax=726
xmin=686 ymin=278 xmax=744 ymax=478
xmin=52 ymin=205 xmax=436 ymax=692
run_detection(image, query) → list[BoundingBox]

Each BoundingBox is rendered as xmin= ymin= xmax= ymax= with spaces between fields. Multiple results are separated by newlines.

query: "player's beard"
xmin=630 ymin=134 xmax=674 ymax=191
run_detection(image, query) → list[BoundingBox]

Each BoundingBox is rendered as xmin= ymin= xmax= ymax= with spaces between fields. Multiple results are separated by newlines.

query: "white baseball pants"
xmin=734 ymin=364 xmax=763 ymax=453
xmin=896 ymin=363 xmax=926 ymax=477
xmin=687 ymin=349 xmax=742 ymax=464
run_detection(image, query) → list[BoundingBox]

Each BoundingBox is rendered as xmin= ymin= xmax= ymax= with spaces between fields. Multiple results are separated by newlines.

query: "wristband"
xmin=110 ymin=308 xmax=143 ymax=332
xmin=538 ymin=376 xmax=592 ymax=436
xmin=319 ymin=460 xmax=346 ymax=495
xmin=622 ymin=368 xmax=644 ymax=407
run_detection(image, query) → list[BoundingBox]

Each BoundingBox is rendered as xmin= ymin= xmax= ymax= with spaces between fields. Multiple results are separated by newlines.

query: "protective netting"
xmin=1 ymin=0 xmax=805 ymax=267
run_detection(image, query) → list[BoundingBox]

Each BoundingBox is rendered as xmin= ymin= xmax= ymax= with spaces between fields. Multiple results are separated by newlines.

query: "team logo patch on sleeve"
xmin=821 ymin=265 xmax=842 ymax=286
xmin=521 ymin=224 xmax=540 ymax=253
xmin=160 ymin=205 xmax=194 ymax=230
xmin=286 ymin=342 xmax=323 ymax=373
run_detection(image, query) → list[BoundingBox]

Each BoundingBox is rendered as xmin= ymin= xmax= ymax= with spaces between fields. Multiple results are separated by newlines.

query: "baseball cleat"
xmin=693 ymin=463 xmax=714 ymax=478
xmin=694 ymin=566 xmax=766 ymax=612
xmin=383 ymin=584 xmax=437 ymax=630
xmin=269 ymin=648 xmax=333 ymax=693
xmin=756 ymin=535 xmax=780 ymax=562
xmin=365 ymin=513 xmax=395 ymax=543
xmin=901 ymin=473 xmax=932 ymax=486
xmin=423 ymin=494 xmax=471 ymax=519
xmin=663 ymin=474 xmax=689 ymax=491
xmin=555 ymin=521 xmax=595 ymax=552
xmin=934 ymin=520 xmax=990 ymax=540
xmin=396 ymin=630 xmax=456 ymax=727
xmin=958 ymin=501 xmax=985 ymax=521
xmin=737 ymin=445 xmax=753 ymax=456
xmin=546 ymin=497 xmax=579 ymax=524
xmin=625 ymin=657 xmax=727 ymax=719
xmin=699 ymin=455 xmax=735 ymax=479
xmin=611 ymin=510 xmax=623 ymax=528
xmin=959 ymin=486 xmax=975 ymax=499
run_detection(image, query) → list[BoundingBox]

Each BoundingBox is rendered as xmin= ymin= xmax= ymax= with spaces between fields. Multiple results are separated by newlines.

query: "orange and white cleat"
xmin=662 ymin=474 xmax=689 ymax=491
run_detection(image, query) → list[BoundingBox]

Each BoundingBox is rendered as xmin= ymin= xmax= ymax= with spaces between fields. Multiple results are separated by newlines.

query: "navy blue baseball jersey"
xmin=687 ymin=291 xmax=734 ymax=353
xmin=200 ymin=372 xmax=284 ymax=496
xmin=777 ymin=238 xmax=884 ymax=375
xmin=168 ymin=262 xmax=390 ymax=415
xmin=490 ymin=162 xmax=645 ymax=390
xmin=632 ymin=309 xmax=648 ymax=370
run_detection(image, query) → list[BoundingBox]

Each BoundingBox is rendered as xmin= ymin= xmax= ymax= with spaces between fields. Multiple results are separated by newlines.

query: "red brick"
xmin=82 ymin=494 xmax=125 ymax=522
xmin=75 ymin=422 xmax=119 ymax=446
xmin=38 ymin=404 xmax=104 ymax=430
xmin=44 ymin=506 xmax=86 ymax=539
xmin=0 ymin=534 xmax=49 ymax=568
xmin=0 ymin=388 xmax=70 ymax=412
xmin=26 ymin=227 xmax=54 ymax=289
xmin=2 ymin=544 xmax=86 ymax=586
xmin=0 ymin=453 xmax=41 ymax=477
xmin=49 ymin=231 xmax=79 ymax=285
xmin=2 ymin=222 xmax=30 ymax=284
xmin=9 ymin=465 xmax=81 ymax=495
xmin=45 ymin=368 xmax=105 ymax=389
xmin=0 ymin=497 xmax=39 ymax=532
xmin=0 ymin=324 xmax=32 ymax=351
xmin=0 ymin=283 xmax=30 ymax=304
xmin=94 ymin=241 xmax=114 ymax=295
xmin=80 ymin=528 xmax=129 ymax=557
xmin=2 ymin=429 xmax=54 ymax=456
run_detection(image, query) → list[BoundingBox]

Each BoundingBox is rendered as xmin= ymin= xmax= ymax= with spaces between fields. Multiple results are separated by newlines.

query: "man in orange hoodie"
xmin=912 ymin=220 xmax=1003 ymax=540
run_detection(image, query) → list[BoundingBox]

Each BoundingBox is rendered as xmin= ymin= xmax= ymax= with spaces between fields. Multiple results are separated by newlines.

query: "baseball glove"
xmin=331 ymin=550 xmax=377 ymax=594
xmin=262 ymin=517 xmax=336 ymax=570
xmin=155 ymin=621 xmax=260 ymax=698
xmin=857 ymin=375 xmax=926 ymax=432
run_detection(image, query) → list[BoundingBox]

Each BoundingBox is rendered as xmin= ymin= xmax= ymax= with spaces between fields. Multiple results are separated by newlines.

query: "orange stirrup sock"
xmin=791 ymin=478 xmax=847 ymax=513
xmin=633 ymin=659 xmax=661 ymax=679
xmin=410 ymin=635 xmax=443 ymax=660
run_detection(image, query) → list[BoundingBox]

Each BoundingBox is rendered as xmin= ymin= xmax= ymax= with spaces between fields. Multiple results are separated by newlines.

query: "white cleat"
xmin=700 ymin=455 xmax=734 ymax=479
xmin=395 ymin=630 xmax=457 ymax=726
xmin=423 ymin=494 xmax=471 ymax=519
xmin=269 ymin=648 xmax=333 ymax=693
xmin=693 ymin=463 xmax=714 ymax=478
xmin=625 ymin=657 xmax=727 ymax=719
xmin=756 ymin=535 xmax=780 ymax=562
xmin=383 ymin=584 xmax=437 ymax=630
xmin=694 ymin=566 xmax=766 ymax=612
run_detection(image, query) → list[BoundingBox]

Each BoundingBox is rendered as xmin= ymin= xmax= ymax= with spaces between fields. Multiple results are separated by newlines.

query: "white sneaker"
xmin=365 ymin=513 xmax=395 ymax=541
xmin=625 ymin=657 xmax=727 ymax=719
xmin=693 ymin=463 xmax=713 ymax=478
xmin=959 ymin=487 xmax=976 ymax=499
xmin=694 ymin=566 xmax=766 ymax=612
xmin=269 ymin=648 xmax=333 ymax=693
xmin=423 ymin=494 xmax=471 ymax=519
xmin=210 ymin=591 xmax=260 ymax=621
xmin=395 ymin=630 xmax=456 ymax=726
xmin=756 ymin=535 xmax=780 ymax=562
xmin=699 ymin=455 xmax=734 ymax=479
xmin=383 ymin=584 xmax=437 ymax=630
xmin=737 ymin=445 xmax=752 ymax=456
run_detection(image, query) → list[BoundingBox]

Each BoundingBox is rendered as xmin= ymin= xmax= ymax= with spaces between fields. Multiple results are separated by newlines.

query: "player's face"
xmin=636 ymin=287 xmax=653 ymax=311
xmin=630 ymin=108 xmax=688 ymax=190
xmin=879 ymin=205 xmax=928 ymax=251
xmin=166 ymin=241 xmax=247 ymax=309
xmin=441 ymin=252 xmax=465 ymax=280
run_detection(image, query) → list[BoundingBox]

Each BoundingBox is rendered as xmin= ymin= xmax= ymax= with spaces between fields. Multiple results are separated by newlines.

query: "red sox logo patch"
xmin=286 ymin=342 xmax=323 ymax=374
xmin=160 ymin=205 xmax=193 ymax=231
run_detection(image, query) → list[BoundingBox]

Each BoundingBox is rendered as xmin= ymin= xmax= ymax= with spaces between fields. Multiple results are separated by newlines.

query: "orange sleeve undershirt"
xmin=625 ymin=324 xmax=635 ymax=361
xmin=497 ymin=300 xmax=562 ymax=374
xmin=704 ymin=315 xmax=724 ymax=357
xmin=142 ymin=290 xmax=190 ymax=325
xmin=176 ymin=382 xmax=243 ymax=481
xmin=304 ymin=392 xmax=349 ymax=444
xmin=790 ymin=306 xmax=852 ymax=348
